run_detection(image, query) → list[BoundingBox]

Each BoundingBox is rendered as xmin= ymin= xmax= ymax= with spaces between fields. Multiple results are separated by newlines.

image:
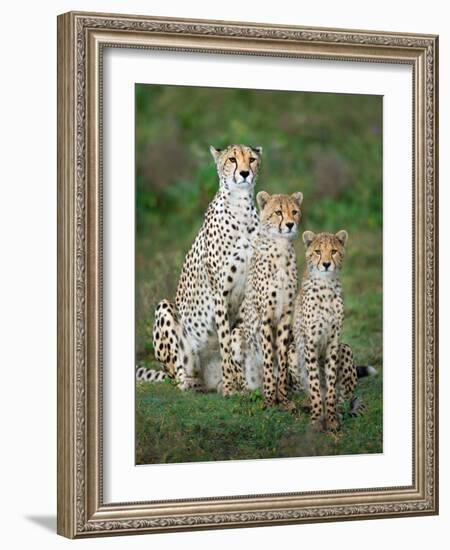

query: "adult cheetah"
xmin=152 ymin=144 xmax=262 ymax=394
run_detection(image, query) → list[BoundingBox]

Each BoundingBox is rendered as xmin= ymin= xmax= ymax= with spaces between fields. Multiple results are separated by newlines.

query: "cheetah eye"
xmin=331 ymin=249 xmax=337 ymax=255
xmin=314 ymin=250 xmax=321 ymax=255
xmin=292 ymin=210 xmax=298 ymax=215
xmin=249 ymin=157 xmax=256 ymax=163
xmin=275 ymin=210 xmax=282 ymax=216
xmin=229 ymin=157 xmax=237 ymax=163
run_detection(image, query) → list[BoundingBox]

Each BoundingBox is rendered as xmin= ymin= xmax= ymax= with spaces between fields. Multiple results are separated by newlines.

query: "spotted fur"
xmin=230 ymin=191 xmax=303 ymax=409
xmin=136 ymin=366 xmax=168 ymax=383
xmin=152 ymin=144 xmax=262 ymax=393
xmin=289 ymin=230 xmax=359 ymax=431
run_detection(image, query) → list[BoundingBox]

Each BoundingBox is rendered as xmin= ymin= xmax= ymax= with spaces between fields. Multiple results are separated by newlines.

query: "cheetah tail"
xmin=349 ymin=396 xmax=367 ymax=417
xmin=136 ymin=366 xmax=169 ymax=383
xmin=356 ymin=365 xmax=378 ymax=378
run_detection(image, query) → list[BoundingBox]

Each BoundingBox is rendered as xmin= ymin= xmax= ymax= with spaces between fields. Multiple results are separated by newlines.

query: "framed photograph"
xmin=57 ymin=11 xmax=439 ymax=538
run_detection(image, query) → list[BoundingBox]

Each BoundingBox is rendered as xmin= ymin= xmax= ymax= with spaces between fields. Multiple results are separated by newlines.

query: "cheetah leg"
xmin=152 ymin=299 xmax=202 ymax=391
xmin=214 ymin=296 xmax=244 ymax=396
xmin=324 ymin=336 xmax=340 ymax=431
xmin=287 ymin=339 xmax=309 ymax=404
xmin=276 ymin=315 xmax=295 ymax=411
xmin=337 ymin=343 xmax=357 ymax=402
xmin=305 ymin=339 xmax=323 ymax=431
xmin=262 ymin=318 xmax=277 ymax=407
xmin=338 ymin=343 xmax=366 ymax=416
xmin=230 ymin=325 xmax=248 ymax=390
xmin=287 ymin=342 xmax=299 ymax=388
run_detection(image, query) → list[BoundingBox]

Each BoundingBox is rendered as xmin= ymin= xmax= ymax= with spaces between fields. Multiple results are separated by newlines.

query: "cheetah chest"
xmin=303 ymin=283 xmax=343 ymax=353
xmin=228 ymin=236 xmax=253 ymax=317
xmin=267 ymin=246 xmax=296 ymax=321
xmin=272 ymin=266 xmax=292 ymax=321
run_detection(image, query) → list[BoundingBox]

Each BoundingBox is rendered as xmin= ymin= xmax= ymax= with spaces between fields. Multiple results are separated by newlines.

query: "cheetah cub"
xmin=230 ymin=191 xmax=302 ymax=409
xmin=290 ymin=230 xmax=359 ymax=431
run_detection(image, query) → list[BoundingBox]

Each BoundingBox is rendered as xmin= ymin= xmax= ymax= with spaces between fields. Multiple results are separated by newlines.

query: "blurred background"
xmin=136 ymin=84 xmax=382 ymax=367
xmin=135 ymin=84 xmax=383 ymax=463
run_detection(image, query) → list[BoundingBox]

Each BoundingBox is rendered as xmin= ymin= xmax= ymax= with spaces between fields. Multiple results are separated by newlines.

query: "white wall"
xmin=0 ymin=1 xmax=446 ymax=548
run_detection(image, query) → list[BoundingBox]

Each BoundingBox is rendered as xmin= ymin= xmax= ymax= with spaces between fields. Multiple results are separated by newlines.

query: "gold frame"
xmin=57 ymin=11 xmax=439 ymax=538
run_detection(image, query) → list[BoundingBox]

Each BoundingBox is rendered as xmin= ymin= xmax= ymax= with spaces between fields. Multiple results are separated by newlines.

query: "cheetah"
xmin=288 ymin=341 xmax=374 ymax=419
xmin=230 ymin=191 xmax=302 ymax=409
xmin=289 ymin=230 xmax=371 ymax=431
xmin=151 ymin=144 xmax=262 ymax=394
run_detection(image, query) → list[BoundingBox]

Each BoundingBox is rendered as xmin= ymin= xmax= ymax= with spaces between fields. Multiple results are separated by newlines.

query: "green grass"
xmin=135 ymin=84 xmax=383 ymax=464
xmin=136 ymin=374 xmax=382 ymax=464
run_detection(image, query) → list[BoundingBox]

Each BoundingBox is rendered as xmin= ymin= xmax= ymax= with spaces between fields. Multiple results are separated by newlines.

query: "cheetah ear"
xmin=209 ymin=146 xmax=222 ymax=162
xmin=335 ymin=230 xmax=348 ymax=247
xmin=302 ymin=231 xmax=316 ymax=247
xmin=251 ymin=146 xmax=263 ymax=155
xmin=291 ymin=192 xmax=303 ymax=206
xmin=256 ymin=191 xmax=270 ymax=210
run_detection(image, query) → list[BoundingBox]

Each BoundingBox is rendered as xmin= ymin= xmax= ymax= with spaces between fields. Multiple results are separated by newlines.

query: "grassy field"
xmin=136 ymin=375 xmax=382 ymax=464
xmin=135 ymin=84 xmax=383 ymax=464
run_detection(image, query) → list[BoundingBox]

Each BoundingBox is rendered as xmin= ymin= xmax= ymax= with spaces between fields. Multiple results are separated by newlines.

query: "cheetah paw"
xmin=278 ymin=400 xmax=297 ymax=413
xmin=325 ymin=416 xmax=339 ymax=432
xmin=300 ymin=397 xmax=312 ymax=412
xmin=178 ymin=377 xmax=204 ymax=392
xmin=311 ymin=418 xmax=325 ymax=433
xmin=222 ymin=386 xmax=239 ymax=397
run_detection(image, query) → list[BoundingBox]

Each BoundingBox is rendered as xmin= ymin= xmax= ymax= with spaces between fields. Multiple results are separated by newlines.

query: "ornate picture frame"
xmin=57 ymin=11 xmax=438 ymax=538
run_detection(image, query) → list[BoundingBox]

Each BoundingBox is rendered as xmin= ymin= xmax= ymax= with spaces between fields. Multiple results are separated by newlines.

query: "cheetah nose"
xmin=240 ymin=170 xmax=249 ymax=179
xmin=323 ymin=262 xmax=331 ymax=270
xmin=286 ymin=222 xmax=294 ymax=231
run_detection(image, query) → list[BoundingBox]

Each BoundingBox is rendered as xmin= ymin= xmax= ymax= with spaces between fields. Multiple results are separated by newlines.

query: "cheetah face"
xmin=303 ymin=230 xmax=348 ymax=275
xmin=210 ymin=144 xmax=262 ymax=191
xmin=257 ymin=191 xmax=303 ymax=239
